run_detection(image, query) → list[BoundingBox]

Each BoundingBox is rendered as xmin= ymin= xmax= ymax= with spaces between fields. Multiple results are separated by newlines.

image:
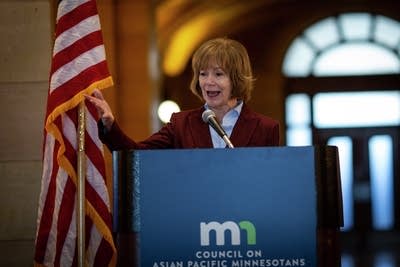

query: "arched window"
xmin=283 ymin=13 xmax=400 ymax=77
xmin=282 ymin=13 xmax=400 ymax=233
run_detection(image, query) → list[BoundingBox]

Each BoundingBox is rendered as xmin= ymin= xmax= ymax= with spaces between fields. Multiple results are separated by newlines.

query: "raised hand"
xmin=85 ymin=89 xmax=115 ymax=131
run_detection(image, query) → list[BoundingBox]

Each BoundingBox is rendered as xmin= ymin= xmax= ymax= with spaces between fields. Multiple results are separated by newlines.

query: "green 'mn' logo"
xmin=200 ymin=221 xmax=256 ymax=246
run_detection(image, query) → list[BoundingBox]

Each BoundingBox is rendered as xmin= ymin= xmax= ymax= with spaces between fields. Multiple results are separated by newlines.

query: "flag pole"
xmin=77 ymin=101 xmax=86 ymax=267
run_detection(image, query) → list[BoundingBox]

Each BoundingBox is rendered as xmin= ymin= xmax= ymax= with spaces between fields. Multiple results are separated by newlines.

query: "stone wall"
xmin=0 ymin=1 xmax=51 ymax=266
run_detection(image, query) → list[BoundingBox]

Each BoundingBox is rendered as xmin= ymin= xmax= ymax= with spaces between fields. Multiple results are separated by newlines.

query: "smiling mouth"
xmin=207 ymin=91 xmax=221 ymax=97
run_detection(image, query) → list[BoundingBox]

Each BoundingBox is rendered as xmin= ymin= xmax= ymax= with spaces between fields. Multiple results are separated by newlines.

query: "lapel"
xmin=186 ymin=104 xmax=259 ymax=148
xmin=188 ymin=107 xmax=213 ymax=148
xmin=230 ymin=104 xmax=258 ymax=147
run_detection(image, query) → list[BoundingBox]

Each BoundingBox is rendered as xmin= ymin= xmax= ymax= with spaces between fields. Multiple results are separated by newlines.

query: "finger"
xmin=84 ymin=94 xmax=99 ymax=105
xmin=85 ymin=95 xmax=104 ymax=111
xmin=92 ymin=89 xmax=104 ymax=100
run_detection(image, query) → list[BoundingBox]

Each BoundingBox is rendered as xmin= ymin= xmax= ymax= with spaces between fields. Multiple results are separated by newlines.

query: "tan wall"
xmin=0 ymin=1 xmax=51 ymax=266
xmin=112 ymin=1 xmax=155 ymax=140
xmin=97 ymin=0 xmax=156 ymax=193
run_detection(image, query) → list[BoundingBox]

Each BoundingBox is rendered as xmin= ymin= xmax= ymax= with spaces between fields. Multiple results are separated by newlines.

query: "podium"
xmin=112 ymin=146 xmax=343 ymax=267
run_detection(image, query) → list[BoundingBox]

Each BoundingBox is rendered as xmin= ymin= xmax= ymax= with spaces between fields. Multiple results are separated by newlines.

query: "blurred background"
xmin=0 ymin=0 xmax=399 ymax=266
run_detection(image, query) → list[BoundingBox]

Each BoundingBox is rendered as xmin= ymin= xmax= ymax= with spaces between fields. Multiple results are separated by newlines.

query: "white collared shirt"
xmin=204 ymin=101 xmax=243 ymax=148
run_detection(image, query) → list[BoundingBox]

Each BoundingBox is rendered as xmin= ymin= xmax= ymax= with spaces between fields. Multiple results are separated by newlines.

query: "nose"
xmin=203 ymin=74 xmax=216 ymax=84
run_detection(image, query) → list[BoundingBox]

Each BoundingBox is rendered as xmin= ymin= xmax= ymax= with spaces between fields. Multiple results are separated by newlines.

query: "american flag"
xmin=34 ymin=0 xmax=116 ymax=266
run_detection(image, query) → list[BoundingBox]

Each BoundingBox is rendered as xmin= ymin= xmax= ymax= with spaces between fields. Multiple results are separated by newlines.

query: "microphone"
xmin=202 ymin=109 xmax=234 ymax=148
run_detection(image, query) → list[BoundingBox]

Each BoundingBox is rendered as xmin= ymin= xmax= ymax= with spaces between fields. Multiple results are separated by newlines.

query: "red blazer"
xmin=99 ymin=104 xmax=279 ymax=150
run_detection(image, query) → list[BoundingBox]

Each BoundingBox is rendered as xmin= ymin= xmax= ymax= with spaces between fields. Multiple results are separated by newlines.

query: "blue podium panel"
xmin=131 ymin=147 xmax=317 ymax=267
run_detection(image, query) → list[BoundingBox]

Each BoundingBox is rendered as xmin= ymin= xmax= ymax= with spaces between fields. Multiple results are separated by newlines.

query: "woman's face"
xmin=198 ymin=64 xmax=234 ymax=110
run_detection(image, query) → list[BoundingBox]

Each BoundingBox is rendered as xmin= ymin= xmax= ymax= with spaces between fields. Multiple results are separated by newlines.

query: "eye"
xmin=199 ymin=71 xmax=207 ymax=76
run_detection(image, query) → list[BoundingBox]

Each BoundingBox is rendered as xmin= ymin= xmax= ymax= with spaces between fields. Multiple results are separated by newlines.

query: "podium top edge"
xmin=112 ymin=145 xmax=338 ymax=154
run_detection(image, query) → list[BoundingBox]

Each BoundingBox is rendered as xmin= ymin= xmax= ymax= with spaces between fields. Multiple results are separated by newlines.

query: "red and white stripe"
xmin=34 ymin=0 xmax=116 ymax=266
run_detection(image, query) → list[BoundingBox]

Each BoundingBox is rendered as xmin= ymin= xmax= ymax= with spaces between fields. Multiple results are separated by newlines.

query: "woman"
xmin=86 ymin=37 xmax=279 ymax=150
